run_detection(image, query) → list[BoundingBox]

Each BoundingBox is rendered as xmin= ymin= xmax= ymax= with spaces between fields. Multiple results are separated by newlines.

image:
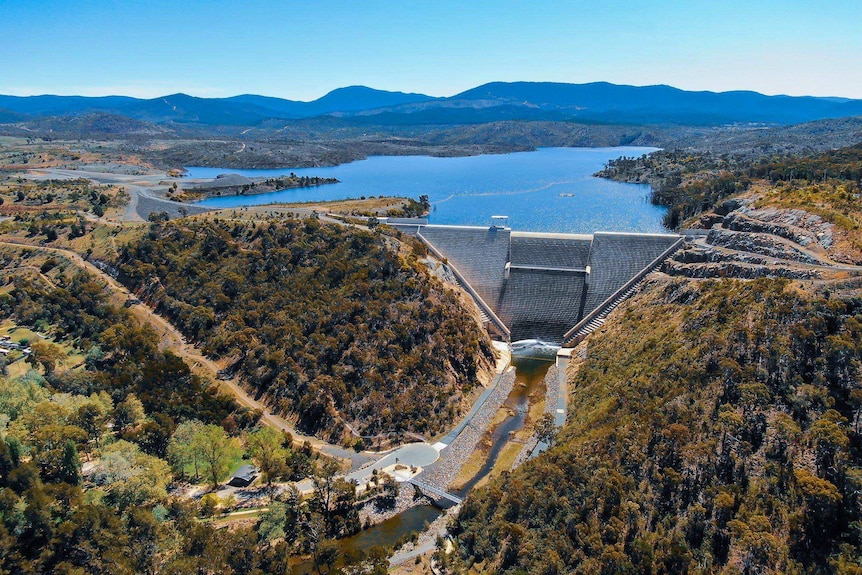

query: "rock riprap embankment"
xmin=417 ymin=369 xmax=517 ymax=492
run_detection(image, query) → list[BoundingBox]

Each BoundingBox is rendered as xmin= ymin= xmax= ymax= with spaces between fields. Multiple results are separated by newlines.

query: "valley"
xmin=2 ymin=80 xmax=862 ymax=575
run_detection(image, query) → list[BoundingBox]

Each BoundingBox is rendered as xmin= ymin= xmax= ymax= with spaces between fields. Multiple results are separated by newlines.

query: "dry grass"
xmin=0 ymin=317 xmax=85 ymax=377
xmin=200 ymin=196 xmax=413 ymax=222
xmin=752 ymin=180 xmax=862 ymax=262
xmin=61 ymin=222 xmax=146 ymax=260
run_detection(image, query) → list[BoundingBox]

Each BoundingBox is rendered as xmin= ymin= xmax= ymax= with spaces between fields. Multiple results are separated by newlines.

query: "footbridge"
xmin=407 ymin=478 xmax=464 ymax=505
xmin=385 ymin=219 xmax=684 ymax=345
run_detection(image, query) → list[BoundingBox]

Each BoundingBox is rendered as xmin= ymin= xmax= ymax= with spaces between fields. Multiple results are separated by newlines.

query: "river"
xmin=291 ymin=358 xmax=552 ymax=572
xmin=290 ymin=505 xmax=440 ymax=574
xmin=454 ymin=358 xmax=552 ymax=497
xmin=187 ymin=147 xmax=666 ymax=233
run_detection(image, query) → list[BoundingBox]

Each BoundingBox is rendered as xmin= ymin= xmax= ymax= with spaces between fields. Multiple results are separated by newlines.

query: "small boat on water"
xmin=558 ymin=193 xmax=575 ymax=197
xmin=510 ymin=339 xmax=560 ymax=359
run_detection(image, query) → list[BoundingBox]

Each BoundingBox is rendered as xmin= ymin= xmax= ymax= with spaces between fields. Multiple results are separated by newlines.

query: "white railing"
xmin=416 ymin=231 xmax=511 ymax=339
xmin=562 ymin=237 xmax=685 ymax=346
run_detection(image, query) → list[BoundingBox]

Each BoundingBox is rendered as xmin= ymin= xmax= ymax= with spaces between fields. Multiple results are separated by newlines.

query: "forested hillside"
xmin=597 ymin=143 xmax=862 ymax=229
xmin=0 ymin=258 xmax=289 ymax=574
xmin=1 ymin=264 xmax=249 ymax=432
xmin=453 ymin=278 xmax=862 ymax=574
xmin=118 ymin=217 xmax=494 ymax=440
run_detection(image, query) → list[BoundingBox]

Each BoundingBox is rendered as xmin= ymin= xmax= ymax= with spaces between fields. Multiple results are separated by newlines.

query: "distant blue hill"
xmin=227 ymin=86 xmax=436 ymax=118
xmin=0 ymin=86 xmax=437 ymax=126
xmin=1 ymin=82 xmax=860 ymax=127
xmin=442 ymin=82 xmax=862 ymax=125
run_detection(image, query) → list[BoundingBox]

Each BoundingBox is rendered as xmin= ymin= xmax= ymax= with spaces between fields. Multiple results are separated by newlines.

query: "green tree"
xmin=26 ymin=340 xmax=65 ymax=374
xmin=59 ymin=440 xmax=82 ymax=485
xmin=91 ymin=440 xmax=171 ymax=509
xmin=535 ymin=413 xmax=558 ymax=448
xmin=194 ymin=424 xmax=241 ymax=488
xmin=315 ymin=539 xmax=340 ymax=574
xmin=257 ymin=486 xmax=303 ymax=546
xmin=311 ymin=458 xmax=341 ymax=530
xmin=0 ymin=373 xmax=49 ymax=421
xmin=114 ymin=393 xmax=146 ymax=434
xmin=74 ymin=401 xmax=108 ymax=448
xmin=167 ymin=420 xmax=206 ymax=480
xmin=29 ymin=423 xmax=87 ymax=482
xmin=245 ymin=427 xmax=287 ymax=487
xmin=379 ymin=473 xmax=399 ymax=509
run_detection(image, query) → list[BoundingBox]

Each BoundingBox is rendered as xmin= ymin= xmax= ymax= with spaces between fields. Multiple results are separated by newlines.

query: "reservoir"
xmin=188 ymin=147 xmax=666 ymax=233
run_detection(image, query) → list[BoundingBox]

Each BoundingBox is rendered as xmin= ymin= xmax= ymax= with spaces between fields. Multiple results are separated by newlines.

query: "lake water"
xmin=188 ymin=147 xmax=667 ymax=233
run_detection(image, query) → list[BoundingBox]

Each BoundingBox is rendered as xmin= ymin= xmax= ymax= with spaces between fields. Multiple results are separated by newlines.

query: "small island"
xmin=168 ymin=172 xmax=339 ymax=202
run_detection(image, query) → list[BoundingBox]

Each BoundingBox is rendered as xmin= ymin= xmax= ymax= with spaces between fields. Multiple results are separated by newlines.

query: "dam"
xmin=385 ymin=218 xmax=683 ymax=346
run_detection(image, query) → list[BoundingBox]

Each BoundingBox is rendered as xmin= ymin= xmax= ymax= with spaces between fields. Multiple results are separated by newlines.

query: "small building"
xmin=491 ymin=215 xmax=509 ymax=229
xmin=228 ymin=465 xmax=259 ymax=487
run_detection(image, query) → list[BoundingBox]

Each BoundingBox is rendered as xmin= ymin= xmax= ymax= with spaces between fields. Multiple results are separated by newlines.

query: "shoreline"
xmin=172 ymin=174 xmax=339 ymax=202
xmin=171 ymin=145 xmax=656 ymax=174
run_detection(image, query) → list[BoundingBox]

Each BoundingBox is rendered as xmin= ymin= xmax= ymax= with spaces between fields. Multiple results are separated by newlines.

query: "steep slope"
xmin=454 ymin=278 xmax=862 ymax=574
xmin=117 ymin=219 xmax=495 ymax=441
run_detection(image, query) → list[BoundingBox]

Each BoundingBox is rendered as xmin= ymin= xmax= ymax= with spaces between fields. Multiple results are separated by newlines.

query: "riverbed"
xmin=292 ymin=358 xmax=553 ymax=572
xmin=454 ymin=358 xmax=552 ymax=497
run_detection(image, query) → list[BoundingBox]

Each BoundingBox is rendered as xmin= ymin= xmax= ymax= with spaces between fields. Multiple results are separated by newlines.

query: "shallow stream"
xmin=454 ymin=357 xmax=552 ymax=497
xmin=291 ymin=357 xmax=552 ymax=572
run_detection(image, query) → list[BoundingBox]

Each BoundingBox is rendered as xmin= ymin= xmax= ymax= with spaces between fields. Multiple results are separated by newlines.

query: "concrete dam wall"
xmin=389 ymin=221 xmax=681 ymax=343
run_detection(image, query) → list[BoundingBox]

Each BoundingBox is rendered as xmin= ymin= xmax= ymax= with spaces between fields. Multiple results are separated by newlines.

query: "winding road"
xmin=0 ymin=239 xmax=371 ymax=468
xmin=27 ymin=167 xmax=211 ymax=222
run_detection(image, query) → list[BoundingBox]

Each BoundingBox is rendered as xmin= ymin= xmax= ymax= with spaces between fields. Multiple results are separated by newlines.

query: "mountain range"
xmin=2 ymin=82 xmax=862 ymax=128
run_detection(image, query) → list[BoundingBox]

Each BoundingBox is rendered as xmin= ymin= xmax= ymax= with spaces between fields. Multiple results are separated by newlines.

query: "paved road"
xmin=26 ymin=168 xmax=211 ymax=222
xmin=346 ymin=443 xmax=439 ymax=484
xmin=24 ymin=168 xmax=365 ymax=225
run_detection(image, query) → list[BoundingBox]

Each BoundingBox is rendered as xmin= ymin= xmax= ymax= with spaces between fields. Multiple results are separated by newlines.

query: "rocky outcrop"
xmin=672 ymin=246 xmax=776 ymax=266
xmin=729 ymin=206 xmax=833 ymax=248
xmin=662 ymin=259 xmax=821 ymax=280
xmin=706 ymin=229 xmax=821 ymax=264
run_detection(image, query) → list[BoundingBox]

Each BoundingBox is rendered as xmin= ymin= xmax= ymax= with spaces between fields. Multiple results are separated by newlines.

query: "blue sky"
xmin=2 ymin=0 xmax=861 ymax=100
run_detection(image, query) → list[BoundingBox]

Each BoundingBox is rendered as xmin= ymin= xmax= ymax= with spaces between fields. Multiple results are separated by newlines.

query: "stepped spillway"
xmin=417 ymin=225 xmax=511 ymax=311
xmin=582 ymin=232 xmax=682 ymax=314
xmin=388 ymin=220 xmax=681 ymax=344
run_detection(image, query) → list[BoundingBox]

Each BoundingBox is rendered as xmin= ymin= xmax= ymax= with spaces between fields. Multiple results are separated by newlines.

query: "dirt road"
xmin=0 ymin=239 xmax=371 ymax=468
